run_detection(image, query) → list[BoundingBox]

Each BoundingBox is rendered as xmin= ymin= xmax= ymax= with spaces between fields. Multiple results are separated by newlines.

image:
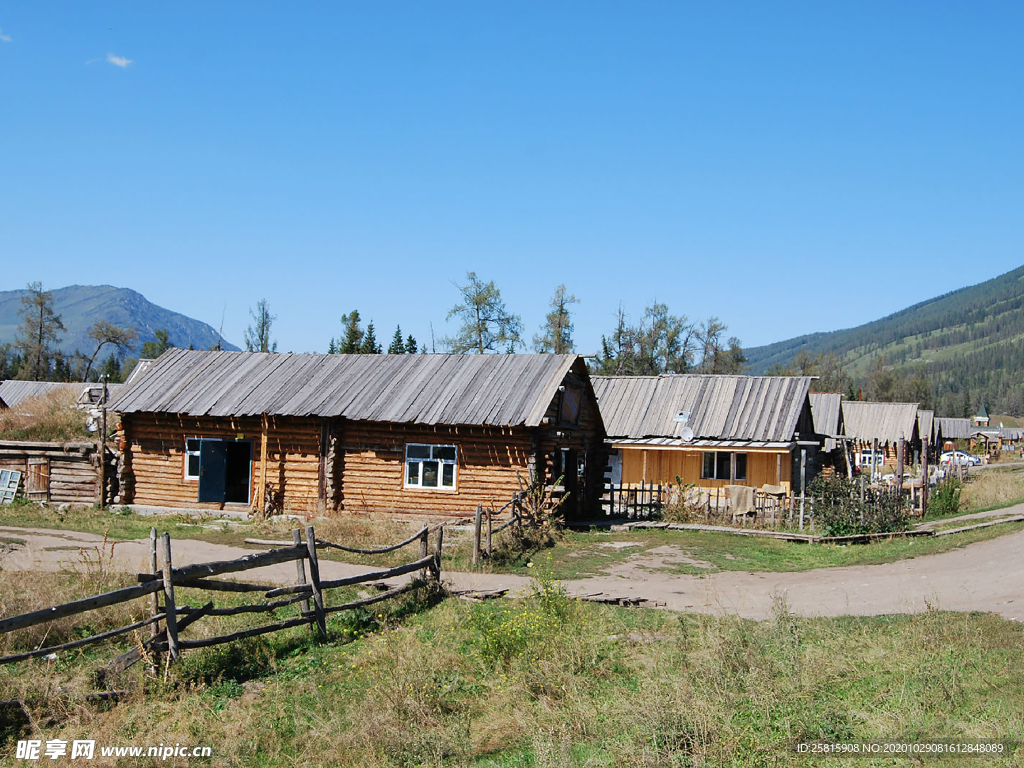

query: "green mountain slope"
xmin=745 ymin=264 xmax=1024 ymax=416
xmin=0 ymin=285 xmax=238 ymax=356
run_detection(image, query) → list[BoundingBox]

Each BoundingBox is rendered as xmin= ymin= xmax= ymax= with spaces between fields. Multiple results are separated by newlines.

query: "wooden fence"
xmin=0 ymin=524 xmax=443 ymax=668
xmin=601 ymin=482 xmax=800 ymax=526
xmin=471 ymin=493 xmax=526 ymax=564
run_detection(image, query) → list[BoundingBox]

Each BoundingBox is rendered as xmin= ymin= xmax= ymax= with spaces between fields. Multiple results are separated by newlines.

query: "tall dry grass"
xmin=0 ymin=389 xmax=90 ymax=442
xmin=960 ymin=468 xmax=1024 ymax=512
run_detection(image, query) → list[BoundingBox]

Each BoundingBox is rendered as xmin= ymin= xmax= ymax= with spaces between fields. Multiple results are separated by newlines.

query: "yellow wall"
xmin=619 ymin=447 xmax=792 ymax=490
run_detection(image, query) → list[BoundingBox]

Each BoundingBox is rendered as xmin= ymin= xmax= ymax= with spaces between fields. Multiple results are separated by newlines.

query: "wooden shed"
xmin=110 ymin=350 xmax=605 ymax=520
xmin=0 ymin=440 xmax=108 ymax=505
xmin=592 ymin=374 xmax=818 ymax=497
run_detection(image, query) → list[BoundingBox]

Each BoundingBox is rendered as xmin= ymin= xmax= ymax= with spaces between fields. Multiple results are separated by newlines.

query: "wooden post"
xmin=292 ymin=529 xmax=311 ymax=620
xmin=730 ymin=452 xmax=737 ymax=483
xmin=775 ymin=453 xmax=781 ymax=485
xmin=486 ymin=507 xmax=493 ymax=558
xmin=896 ymin=435 xmax=905 ymax=490
xmin=159 ymin=533 xmax=179 ymax=662
xmin=921 ymin=437 xmax=930 ymax=516
xmin=254 ymin=413 xmax=269 ymax=515
xmin=472 ymin=505 xmax=482 ymax=565
xmin=431 ymin=525 xmax=444 ymax=581
xmin=149 ymin=527 xmax=161 ymax=669
xmin=860 ymin=474 xmax=866 ymax=525
xmin=99 ymin=375 xmax=108 ymax=508
xmin=304 ymin=526 xmax=327 ymax=640
xmin=799 ymin=448 xmax=806 ymax=531
xmin=872 ymin=438 xmax=879 ymax=483
xmin=419 ymin=527 xmax=429 ymax=581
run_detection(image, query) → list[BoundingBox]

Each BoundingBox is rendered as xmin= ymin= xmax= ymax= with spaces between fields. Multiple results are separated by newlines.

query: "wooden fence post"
xmin=473 ymin=505 xmax=482 ymax=565
xmin=921 ymin=437 xmax=930 ymax=516
xmin=159 ymin=533 xmax=179 ymax=662
xmin=431 ymin=525 xmax=444 ymax=581
xmin=292 ymin=529 xmax=311 ymax=621
xmin=486 ymin=507 xmax=492 ymax=558
xmin=419 ymin=527 xmax=429 ymax=581
xmin=304 ymin=526 xmax=327 ymax=640
xmin=149 ymin=528 xmax=161 ymax=670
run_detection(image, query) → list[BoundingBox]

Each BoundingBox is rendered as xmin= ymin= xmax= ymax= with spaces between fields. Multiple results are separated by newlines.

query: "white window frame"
xmin=404 ymin=443 xmax=458 ymax=491
xmin=184 ymin=437 xmax=202 ymax=481
xmin=859 ymin=450 xmax=883 ymax=467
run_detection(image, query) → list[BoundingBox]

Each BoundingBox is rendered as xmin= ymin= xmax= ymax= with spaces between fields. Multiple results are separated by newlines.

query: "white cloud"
xmin=106 ymin=53 xmax=132 ymax=68
xmin=0 ymin=29 xmax=12 ymax=43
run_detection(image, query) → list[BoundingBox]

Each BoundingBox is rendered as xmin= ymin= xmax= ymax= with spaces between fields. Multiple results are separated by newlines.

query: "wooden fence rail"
xmin=0 ymin=524 xmax=443 ymax=668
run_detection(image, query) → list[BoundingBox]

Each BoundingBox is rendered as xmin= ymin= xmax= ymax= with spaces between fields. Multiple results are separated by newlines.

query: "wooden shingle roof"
xmin=809 ymin=393 xmax=844 ymax=452
xmin=110 ymin=349 xmax=584 ymax=428
xmin=592 ymin=374 xmax=813 ymax=443
xmin=936 ymin=417 xmax=972 ymax=440
xmin=841 ymin=401 xmax=919 ymax=444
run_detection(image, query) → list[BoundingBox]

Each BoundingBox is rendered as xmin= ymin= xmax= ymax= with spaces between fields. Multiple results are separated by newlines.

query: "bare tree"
xmin=82 ymin=320 xmax=138 ymax=381
xmin=244 ymin=299 xmax=277 ymax=353
xmin=445 ymin=271 xmax=523 ymax=353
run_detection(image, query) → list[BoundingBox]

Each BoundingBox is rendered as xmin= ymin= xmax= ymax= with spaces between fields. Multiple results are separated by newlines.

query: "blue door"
xmin=198 ymin=440 xmax=227 ymax=503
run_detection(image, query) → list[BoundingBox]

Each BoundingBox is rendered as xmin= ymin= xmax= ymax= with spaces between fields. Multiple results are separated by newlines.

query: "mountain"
xmin=744 ymin=264 xmax=1024 ymax=417
xmin=0 ymin=285 xmax=239 ymax=356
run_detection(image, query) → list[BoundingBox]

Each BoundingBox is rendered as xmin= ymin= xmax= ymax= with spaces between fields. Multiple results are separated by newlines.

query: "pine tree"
xmin=405 ymin=334 xmax=418 ymax=355
xmin=339 ymin=311 xmax=364 ymax=354
xmin=327 ymin=338 xmax=338 ymax=354
xmin=141 ymin=329 xmax=173 ymax=359
xmin=388 ymin=326 xmax=406 ymax=354
xmin=360 ymin=322 xmax=381 ymax=354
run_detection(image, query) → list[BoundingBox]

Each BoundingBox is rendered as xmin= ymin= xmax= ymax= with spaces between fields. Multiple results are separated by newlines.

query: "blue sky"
xmin=2 ymin=2 xmax=1023 ymax=354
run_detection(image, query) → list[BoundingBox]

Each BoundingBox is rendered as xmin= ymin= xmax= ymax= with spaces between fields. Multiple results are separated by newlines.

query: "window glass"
xmin=422 ymin=461 xmax=439 ymax=487
xmin=407 ymin=461 xmax=418 ymax=485
xmin=435 ymin=446 xmax=457 ymax=461
xmin=735 ymin=453 xmax=747 ymax=481
xmin=184 ymin=438 xmax=202 ymax=480
xmin=407 ymin=444 xmax=431 ymax=460
xmin=716 ymin=452 xmax=731 ymax=480
xmin=442 ymin=463 xmax=454 ymax=486
xmin=702 ymin=452 xmax=715 ymax=479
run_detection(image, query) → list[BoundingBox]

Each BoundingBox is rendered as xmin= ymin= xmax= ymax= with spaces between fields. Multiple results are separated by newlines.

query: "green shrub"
xmin=928 ymin=477 xmax=962 ymax=517
xmin=808 ymin=474 xmax=909 ymax=536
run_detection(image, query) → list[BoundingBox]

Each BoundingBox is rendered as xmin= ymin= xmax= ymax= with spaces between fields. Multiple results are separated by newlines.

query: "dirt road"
xmin=2 ymin=524 xmax=1022 ymax=621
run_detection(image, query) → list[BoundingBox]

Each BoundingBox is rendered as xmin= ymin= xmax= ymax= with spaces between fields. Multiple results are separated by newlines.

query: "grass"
xmin=0 ymin=389 xmax=91 ymax=442
xmin=1 ymin=573 xmax=1022 ymax=767
xmin=960 ymin=466 xmax=1024 ymax=514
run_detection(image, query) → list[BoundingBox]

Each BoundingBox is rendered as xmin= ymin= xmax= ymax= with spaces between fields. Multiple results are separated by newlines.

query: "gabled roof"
xmin=809 ymin=393 xmax=844 ymax=452
xmin=936 ymin=417 xmax=972 ymax=440
xmin=592 ymin=374 xmax=813 ymax=443
xmin=110 ymin=349 xmax=585 ymax=428
xmin=841 ymin=401 xmax=919 ymax=444
xmin=917 ymin=409 xmax=935 ymax=444
xmin=976 ymin=404 xmax=990 ymax=419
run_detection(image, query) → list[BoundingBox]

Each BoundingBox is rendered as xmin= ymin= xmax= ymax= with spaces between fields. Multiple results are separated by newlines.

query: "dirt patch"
xmin=597 ymin=541 xmax=642 ymax=550
xmin=606 ymin=544 xmax=715 ymax=578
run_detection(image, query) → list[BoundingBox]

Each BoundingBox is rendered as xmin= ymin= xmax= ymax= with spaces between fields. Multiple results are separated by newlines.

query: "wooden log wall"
xmin=336 ymin=421 xmax=533 ymax=517
xmin=531 ymin=359 xmax=607 ymax=519
xmin=620 ymin=447 xmax=793 ymax=492
xmin=119 ymin=414 xmax=322 ymax=511
xmin=0 ymin=440 xmax=103 ymax=505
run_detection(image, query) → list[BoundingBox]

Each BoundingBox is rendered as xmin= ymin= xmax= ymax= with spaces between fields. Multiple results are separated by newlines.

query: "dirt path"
xmin=2 ymin=524 xmax=1023 ymax=621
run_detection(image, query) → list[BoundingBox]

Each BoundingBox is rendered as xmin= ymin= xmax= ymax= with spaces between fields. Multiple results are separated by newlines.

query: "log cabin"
xmin=591 ymin=374 xmax=820 ymax=497
xmin=840 ymin=400 xmax=920 ymax=472
xmin=109 ymin=350 xmax=605 ymax=520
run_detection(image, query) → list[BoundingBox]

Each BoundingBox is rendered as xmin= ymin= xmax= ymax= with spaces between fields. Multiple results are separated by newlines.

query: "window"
xmin=184 ymin=438 xmax=201 ymax=480
xmin=859 ymin=450 xmax=882 ymax=467
xmin=405 ymin=444 xmax=457 ymax=490
xmin=700 ymin=451 xmax=747 ymax=481
xmin=559 ymin=387 xmax=582 ymax=425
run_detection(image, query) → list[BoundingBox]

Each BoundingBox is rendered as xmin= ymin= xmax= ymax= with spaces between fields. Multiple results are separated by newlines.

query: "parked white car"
xmin=939 ymin=451 xmax=982 ymax=467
